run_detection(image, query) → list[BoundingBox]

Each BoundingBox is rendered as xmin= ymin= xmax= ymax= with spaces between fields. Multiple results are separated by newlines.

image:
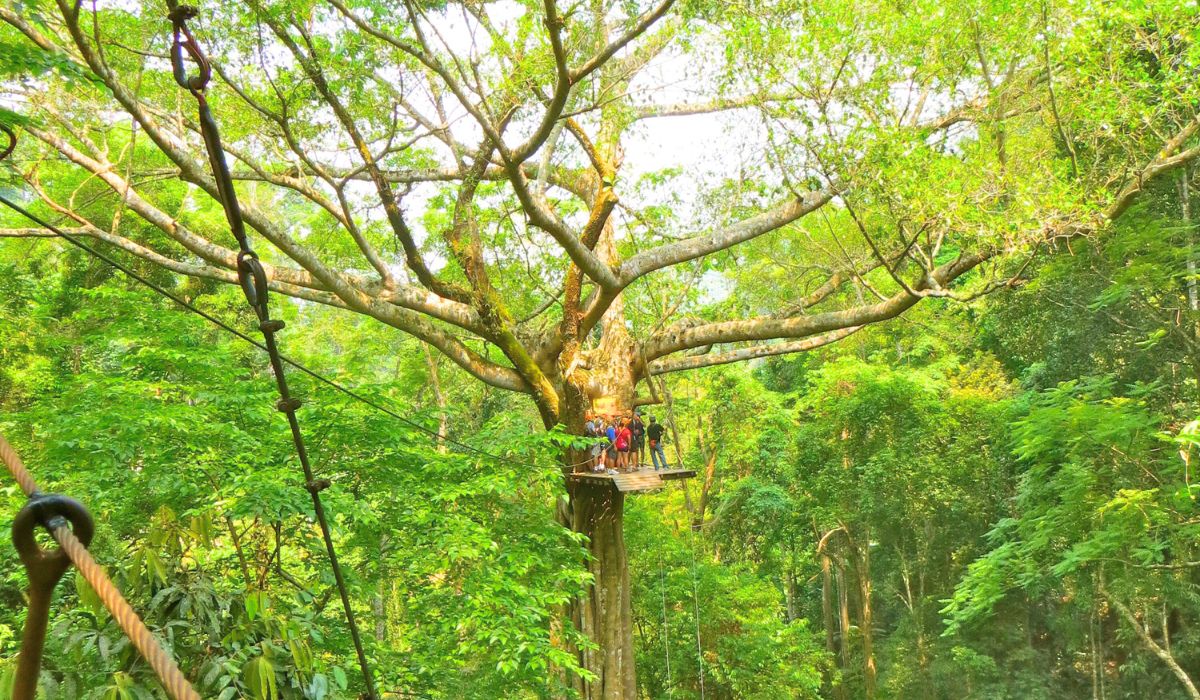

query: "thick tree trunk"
xmin=557 ymin=284 xmax=642 ymax=697
xmin=855 ymin=537 xmax=877 ymax=700
xmin=564 ymin=481 xmax=637 ymax=699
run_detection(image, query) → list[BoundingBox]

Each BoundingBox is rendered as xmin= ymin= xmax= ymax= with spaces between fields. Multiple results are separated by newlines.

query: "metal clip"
xmin=276 ymin=397 xmax=304 ymax=413
xmin=11 ymin=494 xmax=94 ymax=700
xmin=236 ymin=251 xmax=271 ymax=322
xmin=167 ymin=4 xmax=210 ymax=94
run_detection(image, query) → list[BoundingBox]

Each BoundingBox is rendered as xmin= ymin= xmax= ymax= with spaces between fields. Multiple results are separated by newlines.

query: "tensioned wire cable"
xmin=0 ymin=192 xmax=594 ymax=473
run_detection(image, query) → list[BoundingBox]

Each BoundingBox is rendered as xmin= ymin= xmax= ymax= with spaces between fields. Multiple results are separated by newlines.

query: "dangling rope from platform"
xmin=658 ymin=547 xmax=673 ymax=697
xmin=163 ymin=4 xmax=375 ymax=696
xmin=685 ymin=485 xmax=707 ymax=699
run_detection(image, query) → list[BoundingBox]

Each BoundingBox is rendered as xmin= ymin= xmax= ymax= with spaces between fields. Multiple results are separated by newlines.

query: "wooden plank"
xmin=566 ymin=467 xmax=696 ymax=493
xmin=613 ymin=471 xmax=664 ymax=493
xmin=658 ymin=468 xmax=697 ymax=481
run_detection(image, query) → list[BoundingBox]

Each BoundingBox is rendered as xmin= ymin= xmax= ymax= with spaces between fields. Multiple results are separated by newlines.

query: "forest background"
xmin=1 ymin=0 xmax=1200 ymax=698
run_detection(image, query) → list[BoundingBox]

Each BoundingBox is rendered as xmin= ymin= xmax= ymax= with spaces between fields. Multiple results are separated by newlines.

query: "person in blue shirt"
xmin=605 ymin=421 xmax=618 ymax=471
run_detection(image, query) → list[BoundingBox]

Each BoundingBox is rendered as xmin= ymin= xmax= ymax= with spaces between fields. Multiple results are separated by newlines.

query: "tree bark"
xmin=1105 ymin=590 xmax=1200 ymax=700
xmin=1179 ymin=167 xmax=1200 ymax=396
xmin=784 ymin=567 xmax=797 ymax=623
xmin=836 ymin=564 xmax=852 ymax=671
xmin=853 ymin=535 xmax=877 ymax=700
xmin=374 ymin=534 xmax=389 ymax=642
xmin=820 ymin=551 xmax=847 ymax=700
xmin=564 ymin=481 xmax=637 ymax=700
xmin=422 ymin=344 xmax=449 ymax=453
xmin=694 ymin=447 xmax=719 ymax=529
xmin=556 ymin=303 xmax=641 ymax=697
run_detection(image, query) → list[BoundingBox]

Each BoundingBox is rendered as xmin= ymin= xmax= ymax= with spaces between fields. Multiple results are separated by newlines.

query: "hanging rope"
xmin=658 ymin=547 xmax=673 ymax=698
xmin=685 ymin=486 xmax=707 ymax=699
xmin=1 ymin=436 xmax=201 ymax=700
xmin=163 ymin=4 xmax=377 ymax=697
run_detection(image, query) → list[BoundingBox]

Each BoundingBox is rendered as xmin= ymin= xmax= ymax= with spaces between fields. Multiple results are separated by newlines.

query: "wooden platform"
xmin=568 ymin=467 xmax=696 ymax=493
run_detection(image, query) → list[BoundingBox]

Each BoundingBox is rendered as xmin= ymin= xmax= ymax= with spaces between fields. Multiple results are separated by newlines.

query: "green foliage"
xmin=2 ymin=0 xmax=1200 ymax=697
xmin=627 ymin=496 xmax=830 ymax=699
xmin=0 ymin=254 xmax=590 ymax=698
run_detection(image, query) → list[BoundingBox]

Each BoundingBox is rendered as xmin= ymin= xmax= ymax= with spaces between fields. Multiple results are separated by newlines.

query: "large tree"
xmin=2 ymin=0 xmax=1198 ymax=695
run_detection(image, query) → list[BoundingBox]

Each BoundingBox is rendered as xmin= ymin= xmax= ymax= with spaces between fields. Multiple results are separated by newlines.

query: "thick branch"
xmin=1104 ymin=588 xmax=1200 ymax=700
xmin=648 ymin=327 xmax=862 ymax=375
xmin=620 ymin=188 xmax=834 ymax=284
xmin=570 ymin=0 xmax=677 ymax=82
xmin=644 ymin=253 xmax=985 ymax=361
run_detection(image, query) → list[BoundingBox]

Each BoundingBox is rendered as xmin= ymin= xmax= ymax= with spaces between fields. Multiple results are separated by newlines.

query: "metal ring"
xmin=168 ymin=8 xmax=210 ymax=93
xmin=12 ymin=494 xmax=95 ymax=566
xmin=237 ymin=250 xmax=270 ymax=320
xmin=0 ymin=124 xmax=15 ymax=162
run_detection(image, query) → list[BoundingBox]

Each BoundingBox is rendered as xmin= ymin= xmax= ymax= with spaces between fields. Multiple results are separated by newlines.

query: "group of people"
xmin=583 ymin=411 xmax=669 ymax=473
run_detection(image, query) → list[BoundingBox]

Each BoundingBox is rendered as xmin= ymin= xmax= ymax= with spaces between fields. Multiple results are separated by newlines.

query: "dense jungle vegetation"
xmin=2 ymin=0 xmax=1200 ymax=698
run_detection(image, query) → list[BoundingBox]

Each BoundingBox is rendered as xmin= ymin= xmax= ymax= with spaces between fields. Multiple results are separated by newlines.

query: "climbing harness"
xmin=164 ymin=3 xmax=377 ymax=696
xmin=2 ymin=436 xmax=201 ymax=700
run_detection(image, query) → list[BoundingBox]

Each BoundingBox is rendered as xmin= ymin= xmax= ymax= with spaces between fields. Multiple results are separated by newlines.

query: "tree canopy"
xmin=2 ymin=0 xmax=1200 ymax=698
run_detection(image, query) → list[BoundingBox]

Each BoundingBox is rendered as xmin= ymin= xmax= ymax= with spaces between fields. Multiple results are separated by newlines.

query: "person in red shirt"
xmin=615 ymin=418 xmax=633 ymax=472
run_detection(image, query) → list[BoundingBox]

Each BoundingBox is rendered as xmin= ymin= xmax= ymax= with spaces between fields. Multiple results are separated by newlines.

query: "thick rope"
xmin=0 ymin=435 xmax=200 ymax=700
xmin=0 ymin=436 xmax=36 ymax=495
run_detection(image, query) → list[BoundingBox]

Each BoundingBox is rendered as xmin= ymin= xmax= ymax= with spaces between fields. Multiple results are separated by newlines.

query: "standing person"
xmin=606 ymin=419 xmax=618 ymax=472
xmin=615 ymin=418 xmax=633 ymax=472
xmin=647 ymin=416 xmax=667 ymax=470
xmin=585 ymin=414 xmax=605 ymax=472
xmin=629 ymin=411 xmax=645 ymax=469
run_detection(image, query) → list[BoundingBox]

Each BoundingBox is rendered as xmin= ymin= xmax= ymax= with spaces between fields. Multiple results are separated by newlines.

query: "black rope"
xmin=164 ymin=4 xmax=376 ymax=695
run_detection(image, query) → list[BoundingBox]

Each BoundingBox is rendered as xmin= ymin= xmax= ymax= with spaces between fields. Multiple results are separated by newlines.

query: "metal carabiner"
xmin=237 ymin=250 xmax=271 ymax=322
xmin=167 ymin=4 xmax=211 ymax=94
xmin=11 ymin=494 xmax=95 ymax=700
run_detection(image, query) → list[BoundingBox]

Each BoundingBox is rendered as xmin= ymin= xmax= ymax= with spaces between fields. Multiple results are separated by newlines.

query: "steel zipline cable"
xmin=1 ymin=3 xmax=599 ymax=691
xmin=0 ymin=191 xmax=593 ymax=474
xmin=0 ymin=159 xmax=589 ymax=700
